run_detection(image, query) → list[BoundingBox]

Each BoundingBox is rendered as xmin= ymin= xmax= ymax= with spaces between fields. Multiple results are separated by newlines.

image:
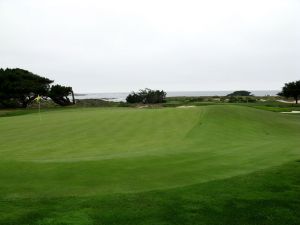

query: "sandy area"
xmin=281 ymin=111 xmax=300 ymax=114
xmin=176 ymin=105 xmax=196 ymax=108
xmin=277 ymin=100 xmax=297 ymax=104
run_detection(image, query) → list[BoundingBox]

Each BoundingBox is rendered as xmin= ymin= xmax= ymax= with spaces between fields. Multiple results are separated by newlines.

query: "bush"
xmin=126 ymin=88 xmax=166 ymax=104
xmin=228 ymin=96 xmax=257 ymax=103
xmin=227 ymin=91 xmax=253 ymax=97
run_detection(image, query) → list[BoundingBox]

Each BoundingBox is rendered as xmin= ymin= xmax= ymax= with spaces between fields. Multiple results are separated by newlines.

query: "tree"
xmin=227 ymin=90 xmax=253 ymax=97
xmin=126 ymin=88 xmax=166 ymax=104
xmin=144 ymin=89 xmax=167 ymax=104
xmin=126 ymin=92 xmax=144 ymax=103
xmin=0 ymin=68 xmax=53 ymax=108
xmin=278 ymin=80 xmax=300 ymax=104
xmin=48 ymin=85 xmax=75 ymax=106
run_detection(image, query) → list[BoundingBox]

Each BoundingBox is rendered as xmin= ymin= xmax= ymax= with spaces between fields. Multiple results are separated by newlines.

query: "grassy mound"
xmin=0 ymin=105 xmax=299 ymax=224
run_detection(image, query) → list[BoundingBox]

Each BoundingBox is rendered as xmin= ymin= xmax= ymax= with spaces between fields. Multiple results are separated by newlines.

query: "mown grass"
xmin=0 ymin=105 xmax=299 ymax=224
xmin=1 ymin=160 xmax=300 ymax=225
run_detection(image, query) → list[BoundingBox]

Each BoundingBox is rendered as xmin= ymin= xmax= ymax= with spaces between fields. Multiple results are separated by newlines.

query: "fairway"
xmin=0 ymin=105 xmax=300 ymax=224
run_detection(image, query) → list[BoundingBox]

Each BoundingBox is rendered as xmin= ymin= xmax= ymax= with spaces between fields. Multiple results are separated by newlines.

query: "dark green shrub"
xmin=126 ymin=88 xmax=166 ymax=104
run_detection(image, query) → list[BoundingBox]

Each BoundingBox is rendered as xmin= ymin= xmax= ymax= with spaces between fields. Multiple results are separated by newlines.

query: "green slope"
xmin=0 ymin=105 xmax=299 ymax=224
xmin=2 ymin=161 xmax=300 ymax=225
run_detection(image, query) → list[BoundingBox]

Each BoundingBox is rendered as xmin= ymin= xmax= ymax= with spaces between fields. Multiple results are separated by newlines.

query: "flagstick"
xmin=38 ymin=101 xmax=41 ymax=122
xmin=35 ymin=95 xmax=42 ymax=122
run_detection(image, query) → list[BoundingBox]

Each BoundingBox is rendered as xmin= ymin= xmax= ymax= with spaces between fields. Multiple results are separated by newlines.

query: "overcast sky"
xmin=0 ymin=0 xmax=299 ymax=93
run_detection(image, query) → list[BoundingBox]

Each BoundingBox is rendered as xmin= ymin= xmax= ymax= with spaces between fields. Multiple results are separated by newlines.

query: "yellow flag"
xmin=34 ymin=95 xmax=42 ymax=103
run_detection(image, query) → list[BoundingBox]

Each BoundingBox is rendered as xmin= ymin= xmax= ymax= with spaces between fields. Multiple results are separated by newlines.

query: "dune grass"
xmin=0 ymin=105 xmax=299 ymax=224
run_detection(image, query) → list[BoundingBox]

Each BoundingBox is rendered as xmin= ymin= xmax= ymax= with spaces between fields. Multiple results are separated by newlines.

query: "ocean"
xmin=75 ymin=90 xmax=279 ymax=102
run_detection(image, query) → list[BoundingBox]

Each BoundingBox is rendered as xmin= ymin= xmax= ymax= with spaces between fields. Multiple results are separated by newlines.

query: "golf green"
xmin=0 ymin=105 xmax=299 ymax=224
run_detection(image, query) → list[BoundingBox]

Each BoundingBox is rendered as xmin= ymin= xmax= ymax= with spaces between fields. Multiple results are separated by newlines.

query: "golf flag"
xmin=34 ymin=95 xmax=42 ymax=121
xmin=35 ymin=95 xmax=42 ymax=103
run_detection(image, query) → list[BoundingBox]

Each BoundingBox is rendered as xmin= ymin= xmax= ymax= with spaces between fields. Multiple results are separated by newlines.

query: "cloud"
xmin=0 ymin=0 xmax=299 ymax=92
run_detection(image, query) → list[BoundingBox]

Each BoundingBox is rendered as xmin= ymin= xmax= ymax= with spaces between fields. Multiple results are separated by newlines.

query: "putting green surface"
xmin=0 ymin=105 xmax=299 ymax=224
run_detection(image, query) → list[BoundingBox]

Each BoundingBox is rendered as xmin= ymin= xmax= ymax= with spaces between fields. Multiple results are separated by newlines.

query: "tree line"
xmin=0 ymin=68 xmax=299 ymax=108
xmin=0 ymin=68 xmax=75 ymax=108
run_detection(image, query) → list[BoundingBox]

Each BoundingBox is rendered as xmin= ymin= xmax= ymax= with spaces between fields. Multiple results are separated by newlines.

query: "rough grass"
xmin=0 ymin=105 xmax=299 ymax=224
xmin=248 ymin=105 xmax=300 ymax=112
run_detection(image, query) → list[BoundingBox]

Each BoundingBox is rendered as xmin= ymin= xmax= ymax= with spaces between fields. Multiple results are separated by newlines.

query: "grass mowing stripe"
xmin=1 ymin=160 xmax=300 ymax=225
xmin=0 ymin=105 xmax=299 ymax=224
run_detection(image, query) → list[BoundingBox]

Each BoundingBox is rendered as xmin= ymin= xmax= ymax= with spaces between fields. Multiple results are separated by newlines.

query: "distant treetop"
xmin=227 ymin=91 xmax=253 ymax=97
xmin=126 ymin=88 xmax=166 ymax=104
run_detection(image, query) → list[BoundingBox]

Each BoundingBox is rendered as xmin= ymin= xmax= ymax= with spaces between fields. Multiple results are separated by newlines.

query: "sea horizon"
xmin=75 ymin=90 xmax=280 ymax=102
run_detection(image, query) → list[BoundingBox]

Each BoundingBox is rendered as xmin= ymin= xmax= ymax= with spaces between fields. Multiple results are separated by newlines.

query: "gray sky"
xmin=0 ymin=0 xmax=299 ymax=93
